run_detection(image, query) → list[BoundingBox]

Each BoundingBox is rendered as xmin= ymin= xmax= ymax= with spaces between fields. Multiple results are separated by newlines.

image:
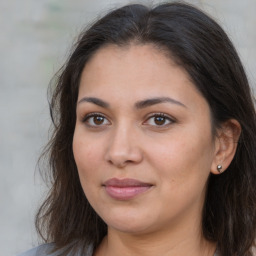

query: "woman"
xmin=20 ymin=2 xmax=256 ymax=256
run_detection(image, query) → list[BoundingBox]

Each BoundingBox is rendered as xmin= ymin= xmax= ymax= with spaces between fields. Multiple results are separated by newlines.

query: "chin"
xmin=99 ymin=208 xmax=159 ymax=234
xmin=108 ymin=220 xmax=153 ymax=234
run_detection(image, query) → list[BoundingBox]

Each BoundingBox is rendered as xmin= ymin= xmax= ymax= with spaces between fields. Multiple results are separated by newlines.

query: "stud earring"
xmin=217 ymin=165 xmax=222 ymax=173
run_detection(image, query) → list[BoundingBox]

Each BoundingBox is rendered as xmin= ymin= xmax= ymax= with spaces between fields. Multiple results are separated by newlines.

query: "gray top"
xmin=17 ymin=244 xmax=93 ymax=256
xmin=18 ymin=243 xmax=219 ymax=256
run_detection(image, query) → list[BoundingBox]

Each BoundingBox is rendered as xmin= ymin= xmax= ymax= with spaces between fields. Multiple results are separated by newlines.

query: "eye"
xmin=83 ymin=113 xmax=110 ymax=127
xmin=144 ymin=113 xmax=174 ymax=127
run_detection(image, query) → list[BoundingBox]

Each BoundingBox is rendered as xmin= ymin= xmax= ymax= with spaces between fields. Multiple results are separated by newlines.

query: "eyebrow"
xmin=77 ymin=97 xmax=110 ymax=108
xmin=135 ymin=97 xmax=186 ymax=109
xmin=77 ymin=96 xmax=186 ymax=109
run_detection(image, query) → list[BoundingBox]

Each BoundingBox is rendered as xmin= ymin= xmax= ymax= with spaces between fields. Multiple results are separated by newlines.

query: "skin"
xmin=73 ymin=44 xmax=239 ymax=256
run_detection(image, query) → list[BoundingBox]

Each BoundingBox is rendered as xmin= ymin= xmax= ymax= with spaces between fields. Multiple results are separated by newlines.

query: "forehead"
xmin=87 ymin=43 xmax=179 ymax=71
xmin=77 ymin=43 xmax=212 ymax=130
xmin=79 ymin=44 xmax=193 ymax=96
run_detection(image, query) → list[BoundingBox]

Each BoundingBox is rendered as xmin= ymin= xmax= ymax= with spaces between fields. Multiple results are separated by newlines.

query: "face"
xmin=73 ymin=44 xmax=218 ymax=235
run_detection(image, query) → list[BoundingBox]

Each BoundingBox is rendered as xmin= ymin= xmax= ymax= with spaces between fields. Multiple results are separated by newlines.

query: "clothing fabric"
xmin=17 ymin=244 xmax=93 ymax=256
xmin=18 ymin=243 xmax=219 ymax=256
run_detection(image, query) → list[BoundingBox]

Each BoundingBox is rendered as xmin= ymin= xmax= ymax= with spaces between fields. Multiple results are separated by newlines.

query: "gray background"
xmin=0 ymin=1 xmax=255 ymax=255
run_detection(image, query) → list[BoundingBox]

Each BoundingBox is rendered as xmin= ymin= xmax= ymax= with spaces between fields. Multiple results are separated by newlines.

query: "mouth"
xmin=103 ymin=178 xmax=153 ymax=200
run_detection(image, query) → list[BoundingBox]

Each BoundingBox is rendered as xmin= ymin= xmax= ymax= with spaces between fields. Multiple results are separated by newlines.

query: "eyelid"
xmin=143 ymin=112 xmax=176 ymax=126
xmin=82 ymin=112 xmax=111 ymax=127
xmin=80 ymin=111 xmax=175 ymax=128
xmin=82 ymin=112 xmax=104 ymax=122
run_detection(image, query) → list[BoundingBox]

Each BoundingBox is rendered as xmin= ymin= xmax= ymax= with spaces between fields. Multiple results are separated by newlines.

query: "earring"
xmin=217 ymin=165 xmax=222 ymax=173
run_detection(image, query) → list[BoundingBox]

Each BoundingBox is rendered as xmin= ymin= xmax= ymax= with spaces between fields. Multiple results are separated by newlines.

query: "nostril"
xmin=106 ymin=152 xmax=142 ymax=168
xmin=104 ymin=134 xmax=143 ymax=167
xmin=107 ymin=159 xmax=130 ymax=168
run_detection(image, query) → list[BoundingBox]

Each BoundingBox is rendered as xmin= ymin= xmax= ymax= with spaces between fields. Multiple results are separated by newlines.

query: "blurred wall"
xmin=0 ymin=1 xmax=255 ymax=255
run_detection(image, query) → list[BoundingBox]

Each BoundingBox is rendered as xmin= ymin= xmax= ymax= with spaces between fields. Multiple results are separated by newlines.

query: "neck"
xmin=94 ymin=225 xmax=216 ymax=256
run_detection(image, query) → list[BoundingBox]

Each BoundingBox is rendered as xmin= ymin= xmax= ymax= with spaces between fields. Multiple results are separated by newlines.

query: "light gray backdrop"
xmin=1 ymin=1 xmax=255 ymax=256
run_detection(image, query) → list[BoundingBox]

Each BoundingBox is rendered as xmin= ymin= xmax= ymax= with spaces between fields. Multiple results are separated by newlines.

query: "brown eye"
xmin=94 ymin=116 xmax=104 ymax=125
xmin=154 ymin=116 xmax=166 ymax=125
xmin=83 ymin=113 xmax=110 ymax=127
xmin=144 ymin=113 xmax=174 ymax=127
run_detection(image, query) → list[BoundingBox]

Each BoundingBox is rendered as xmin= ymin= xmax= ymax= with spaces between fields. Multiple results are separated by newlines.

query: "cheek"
xmin=73 ymin=131 xmax=104 ymax=208
xmin=73 ymin=128 xmax=102 ymax=182
xmin=150 ymin=135 xmax=213 ymax=213
xmin=147 ymin=127 xmax=214 ymax=186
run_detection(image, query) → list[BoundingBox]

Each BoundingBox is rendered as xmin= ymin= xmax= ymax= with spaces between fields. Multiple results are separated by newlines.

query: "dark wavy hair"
xmin=36 ymin=2 xmax=256 ymax=256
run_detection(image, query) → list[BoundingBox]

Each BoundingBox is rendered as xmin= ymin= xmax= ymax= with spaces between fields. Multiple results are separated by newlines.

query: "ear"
xmin=211 ymin=119 xmax=241 ymax=175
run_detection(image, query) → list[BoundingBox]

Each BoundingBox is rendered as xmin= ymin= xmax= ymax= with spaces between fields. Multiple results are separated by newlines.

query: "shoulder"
xmin=17 ymin=243 xmax=93 ymax=256
xmin=17 ymin=244 xmax=55 ymax=256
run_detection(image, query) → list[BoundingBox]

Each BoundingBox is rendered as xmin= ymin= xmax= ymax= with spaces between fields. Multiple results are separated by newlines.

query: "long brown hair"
xmin=36 ymin=2 xmax=256 ymax=256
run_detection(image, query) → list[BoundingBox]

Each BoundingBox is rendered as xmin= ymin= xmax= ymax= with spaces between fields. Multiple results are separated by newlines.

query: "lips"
xmin=103 ymin=178 xmax=153 ymax=200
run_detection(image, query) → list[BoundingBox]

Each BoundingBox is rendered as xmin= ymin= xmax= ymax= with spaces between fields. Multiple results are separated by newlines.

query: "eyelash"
xmin=82 ymin=112 xmax=111 ymax=127
xmin=82 ymin=112 xmax=175 ymax=128
xmin=144 ymin=113 xmax=175 ymax=127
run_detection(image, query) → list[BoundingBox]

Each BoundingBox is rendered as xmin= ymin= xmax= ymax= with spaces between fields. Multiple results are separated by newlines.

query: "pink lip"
xmin=103 ymin=178 xmax=153 ymax=200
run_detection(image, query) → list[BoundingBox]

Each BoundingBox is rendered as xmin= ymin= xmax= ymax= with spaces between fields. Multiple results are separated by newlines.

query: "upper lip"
xmin=103 ymin=178 xmax=152 ymax=187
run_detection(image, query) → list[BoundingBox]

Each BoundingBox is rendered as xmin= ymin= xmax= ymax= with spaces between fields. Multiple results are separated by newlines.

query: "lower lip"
xmin=104 ymin=185 xmax=152 ymax=200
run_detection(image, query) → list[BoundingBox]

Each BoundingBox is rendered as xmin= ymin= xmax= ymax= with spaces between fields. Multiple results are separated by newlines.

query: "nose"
xmin=104 ymin=125 xmax=143 ymax=168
